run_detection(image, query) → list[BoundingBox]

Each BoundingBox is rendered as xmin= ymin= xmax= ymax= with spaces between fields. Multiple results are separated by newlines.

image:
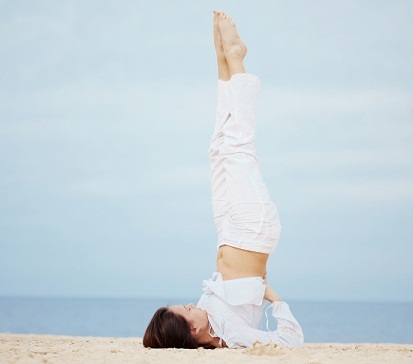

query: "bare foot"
xmin=218 ymin=12 xmax=247 ymax=63
xmin=213 ymin=11 xmax=226 ymax=62
xmin=213 ymin=11 xmax=230 ymax=80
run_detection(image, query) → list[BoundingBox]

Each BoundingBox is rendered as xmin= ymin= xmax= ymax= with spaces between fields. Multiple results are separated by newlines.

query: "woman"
xmin=143 ymin=11 xmax=304 ymax=349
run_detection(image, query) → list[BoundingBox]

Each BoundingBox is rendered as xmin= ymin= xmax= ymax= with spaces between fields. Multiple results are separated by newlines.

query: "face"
xmin=169 ymin=303 xmax=209 ymax=335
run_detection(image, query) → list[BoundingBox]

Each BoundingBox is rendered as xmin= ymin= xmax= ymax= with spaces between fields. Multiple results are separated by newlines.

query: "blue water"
xmin=0 ymin=297 xmax=412 ymax=344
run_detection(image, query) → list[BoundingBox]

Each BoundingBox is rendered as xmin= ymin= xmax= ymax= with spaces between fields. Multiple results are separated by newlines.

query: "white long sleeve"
xmin=228 ymin=302 xmax=304 ymax=349
xmin=197 ymin=273 xmax=304 ymax=349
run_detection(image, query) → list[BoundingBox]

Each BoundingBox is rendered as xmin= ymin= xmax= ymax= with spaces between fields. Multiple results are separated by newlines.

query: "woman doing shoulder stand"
xmin=143 ymin=11 xmax=304 ymax=349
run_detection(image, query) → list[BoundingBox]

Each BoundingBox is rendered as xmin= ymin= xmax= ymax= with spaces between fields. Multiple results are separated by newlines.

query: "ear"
xmin=191 ymin=326 xmax=201 ymax=336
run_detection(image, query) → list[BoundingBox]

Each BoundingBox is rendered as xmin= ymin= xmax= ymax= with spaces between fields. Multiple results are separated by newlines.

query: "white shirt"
xmin=197 ymin=272 xmax=304 ymax=349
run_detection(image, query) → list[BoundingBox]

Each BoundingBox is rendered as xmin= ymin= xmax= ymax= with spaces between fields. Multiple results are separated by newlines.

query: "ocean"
xmin=0 ymin=297 xmax=412 ymax=344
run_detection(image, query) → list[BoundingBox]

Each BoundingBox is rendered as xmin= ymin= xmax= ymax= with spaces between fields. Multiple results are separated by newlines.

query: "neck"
xmin=198 ymin=335 xmax=222 ymax=348
xmin=196 ymin=325 xmax=225 ymax=348
xmin=196 ymin=332 xmax=219 ymax=348
xmin=196 ymin=325 xmax=221 ymax=348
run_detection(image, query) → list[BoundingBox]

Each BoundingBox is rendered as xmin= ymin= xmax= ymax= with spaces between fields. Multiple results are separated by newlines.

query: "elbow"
xmin=279 ymin=332 xmax=304 ymax=349
xmin=288 ymin=335 xmax=304 ymax=349
xmin=296 ymin=333 xmax=304 ymax=348
xmin=294 ymin=328 xmax=304 ymax=348
xmin=277 ymin=324 xmax=304 ymax=349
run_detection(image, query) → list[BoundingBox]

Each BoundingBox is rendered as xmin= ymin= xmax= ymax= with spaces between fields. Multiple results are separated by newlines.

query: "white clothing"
xmin=200 ymin=74 xmax=303 ymax=348
xmin=208 ymin=73 xmax=281 ymax=255
xmin=197 ymin=272 xmax=304 ymax=349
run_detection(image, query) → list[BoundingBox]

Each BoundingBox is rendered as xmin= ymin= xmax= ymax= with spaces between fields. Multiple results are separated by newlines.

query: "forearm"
xmin=265 ymin=289 xmax=281 ymax=303
xmin=263 ymin=278 xmax=281 ymax=303
xmin=236 ymin=302 xmax=304 ymax=349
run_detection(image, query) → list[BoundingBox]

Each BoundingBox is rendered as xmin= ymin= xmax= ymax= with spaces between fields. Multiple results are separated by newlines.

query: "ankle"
xmin=225 ymin=44 xmax=246 ymax=60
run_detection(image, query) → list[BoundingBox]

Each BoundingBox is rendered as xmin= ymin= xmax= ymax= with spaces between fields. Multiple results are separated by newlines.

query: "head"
xmin=143 ymin=304 xmax=210 ymax=349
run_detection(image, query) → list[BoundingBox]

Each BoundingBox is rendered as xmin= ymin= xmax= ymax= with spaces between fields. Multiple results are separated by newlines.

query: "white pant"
xmin=209 ymin=73 xmax=281 ymax=255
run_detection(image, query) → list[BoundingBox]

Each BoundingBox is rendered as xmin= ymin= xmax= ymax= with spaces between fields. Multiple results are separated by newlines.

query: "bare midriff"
xmin=216 ymin=245 xmax=269 ymax=280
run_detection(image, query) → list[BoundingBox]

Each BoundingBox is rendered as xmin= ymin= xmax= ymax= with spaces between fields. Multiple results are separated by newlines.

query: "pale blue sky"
xmin=1 ymin=0 xmax=412 ymax=302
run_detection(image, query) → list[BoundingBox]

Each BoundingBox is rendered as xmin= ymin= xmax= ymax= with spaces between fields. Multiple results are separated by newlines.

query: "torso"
xmin=216 ymin=245 xmax=269 ymax=280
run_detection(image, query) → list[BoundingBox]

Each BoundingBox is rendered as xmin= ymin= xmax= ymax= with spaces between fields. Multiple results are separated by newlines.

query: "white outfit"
xmin=197 ymin=272 xmax=304 ymax=349
xmin=198 ymin=74 xmax=303 ymax=348
xmin=208 ymin=73 xmax=281 ymax=254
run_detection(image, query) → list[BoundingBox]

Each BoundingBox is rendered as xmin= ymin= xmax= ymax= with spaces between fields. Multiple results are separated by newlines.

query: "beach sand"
xmin=1 ymin=334 xmax=412 ymax=364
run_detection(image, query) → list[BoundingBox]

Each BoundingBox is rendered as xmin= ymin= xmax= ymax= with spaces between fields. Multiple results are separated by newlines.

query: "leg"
xmin=217 ymin=16 xmax=281 ymax=254
xmin=218 ymin=13 xmax=247 ymax=77
xmin=213 ymin=11 xmax=231 ymax=81
xmin=209 ymin=83 xmax=230 ymax=241
xmin=209 ymin=12 xmax=231 ymax=240
xmin=210 ymin=10 xmax=248 ymax=230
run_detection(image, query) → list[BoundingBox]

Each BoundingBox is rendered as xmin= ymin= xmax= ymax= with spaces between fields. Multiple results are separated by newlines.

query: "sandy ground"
xmin=1 ymin=334 xmax=412 ymax=364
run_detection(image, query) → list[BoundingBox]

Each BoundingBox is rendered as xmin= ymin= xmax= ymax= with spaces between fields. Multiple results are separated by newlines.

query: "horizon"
xmin=1 ymin=1 xmax=412 ymax=303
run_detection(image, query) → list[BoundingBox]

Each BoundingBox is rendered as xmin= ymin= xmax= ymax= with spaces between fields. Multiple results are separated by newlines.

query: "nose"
xmin=188 ymin=303 xmax=195 ymax=308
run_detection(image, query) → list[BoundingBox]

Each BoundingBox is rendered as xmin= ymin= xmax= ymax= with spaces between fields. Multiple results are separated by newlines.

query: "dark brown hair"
xmin=143 ymin=307 xmax=199 ymax=349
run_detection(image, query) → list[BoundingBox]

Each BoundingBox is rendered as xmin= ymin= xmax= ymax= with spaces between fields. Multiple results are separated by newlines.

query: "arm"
xmin=236 ymin=301 xmax=304 ymax=349
xmin=234 ymin=280 xmax=304 ymax=349
xmin=263 ymin=276 xmax=281 ymax=303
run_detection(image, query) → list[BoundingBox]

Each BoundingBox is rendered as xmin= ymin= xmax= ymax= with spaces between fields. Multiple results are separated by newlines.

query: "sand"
xmin=1 ymin=334 xmax=412 ymax=364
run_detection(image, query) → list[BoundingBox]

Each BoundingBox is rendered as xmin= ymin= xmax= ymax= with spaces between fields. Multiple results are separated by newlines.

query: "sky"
xmin=1 ymin=0 xmax=412 ymax=303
